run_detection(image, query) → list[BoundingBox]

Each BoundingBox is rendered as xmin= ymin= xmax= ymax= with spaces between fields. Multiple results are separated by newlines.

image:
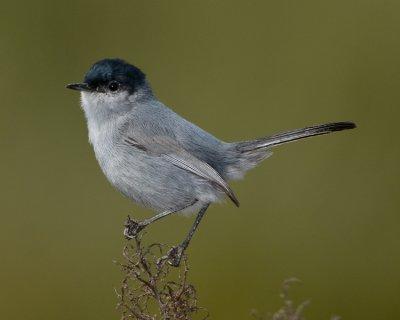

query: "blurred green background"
xmin=1 ymin=0 xmax=399 ymax=319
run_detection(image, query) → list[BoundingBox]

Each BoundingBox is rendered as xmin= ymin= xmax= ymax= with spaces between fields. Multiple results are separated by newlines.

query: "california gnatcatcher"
xmin=67 ymin=58 xmax=356 ymax=266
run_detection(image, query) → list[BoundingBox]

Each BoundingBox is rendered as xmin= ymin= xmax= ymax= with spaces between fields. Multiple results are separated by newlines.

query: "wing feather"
xmin=124 ymin=134 xmax=239 ymax=207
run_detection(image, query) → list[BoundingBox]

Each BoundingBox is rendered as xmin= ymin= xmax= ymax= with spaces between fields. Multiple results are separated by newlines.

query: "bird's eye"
xmin=108 ymin=81 xmax=120 ymax=92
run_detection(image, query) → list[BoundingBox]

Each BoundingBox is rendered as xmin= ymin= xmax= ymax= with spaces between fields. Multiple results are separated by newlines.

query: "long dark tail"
xmin=236 ymin=121 xmax=356 ymax=152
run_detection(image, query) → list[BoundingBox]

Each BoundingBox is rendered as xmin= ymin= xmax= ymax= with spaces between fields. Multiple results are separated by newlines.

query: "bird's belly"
xmin=97 ymin=147 xmax=214 ymax=212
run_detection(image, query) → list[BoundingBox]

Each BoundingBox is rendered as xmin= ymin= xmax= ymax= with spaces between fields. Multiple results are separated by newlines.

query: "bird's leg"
xmin=166 ymin=203 xmax=210 ymax=267
xmin=124 ymin=200 xmax=197 ymax=239
xmin=124 ymin=211 xmax=171 ymax=239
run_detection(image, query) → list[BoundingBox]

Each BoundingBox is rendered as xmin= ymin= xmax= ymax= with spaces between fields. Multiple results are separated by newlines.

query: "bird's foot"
xmin=165 ymin=245 xmax=185 ymax=267
xmin=123 ymin=216 xmax=146 ymax=239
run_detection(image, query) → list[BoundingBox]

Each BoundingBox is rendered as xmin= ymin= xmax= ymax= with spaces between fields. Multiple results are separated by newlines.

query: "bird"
xmin=66 ymin=58 xmax=356 ymax=266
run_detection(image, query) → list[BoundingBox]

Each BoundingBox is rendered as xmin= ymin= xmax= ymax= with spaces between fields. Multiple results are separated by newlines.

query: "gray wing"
xmin=124 ymin=134 xmax=240 ymax=207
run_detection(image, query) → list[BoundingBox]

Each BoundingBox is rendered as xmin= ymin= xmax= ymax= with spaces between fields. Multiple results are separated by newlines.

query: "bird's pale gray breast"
xmin=88 ymin=120 xmax=215 ymax=212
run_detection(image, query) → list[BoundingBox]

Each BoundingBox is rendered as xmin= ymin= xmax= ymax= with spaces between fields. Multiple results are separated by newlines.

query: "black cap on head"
xmin=67 ymin=58 xmax=147 ymax=93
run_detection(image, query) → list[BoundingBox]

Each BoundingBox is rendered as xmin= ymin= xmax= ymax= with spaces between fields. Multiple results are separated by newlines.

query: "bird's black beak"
xmin=66 ymin=83 xmax=93 ymax=92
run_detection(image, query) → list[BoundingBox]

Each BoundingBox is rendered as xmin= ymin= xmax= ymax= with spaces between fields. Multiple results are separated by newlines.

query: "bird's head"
xmin=67 ymin=58 xmax=152 ymax=121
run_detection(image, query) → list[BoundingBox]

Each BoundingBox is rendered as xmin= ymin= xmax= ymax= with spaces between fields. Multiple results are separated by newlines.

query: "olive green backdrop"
xmin=1 ymin=1 xmax=399 ymax=319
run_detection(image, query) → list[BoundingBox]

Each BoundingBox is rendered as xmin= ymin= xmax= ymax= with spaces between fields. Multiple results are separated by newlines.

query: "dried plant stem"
xmin=115 ymin=234 xmax=208 ymax=320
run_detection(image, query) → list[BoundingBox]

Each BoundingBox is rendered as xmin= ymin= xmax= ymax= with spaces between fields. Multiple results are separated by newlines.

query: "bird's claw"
xmin=123 ymin=216 xmax=145 ymax=239
xmin=165 ymin=245 xmax=185 ymax=267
